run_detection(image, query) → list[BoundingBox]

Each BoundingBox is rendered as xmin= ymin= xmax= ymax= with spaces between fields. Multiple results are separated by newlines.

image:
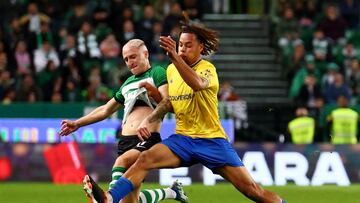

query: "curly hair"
xmin=180 ymin=12 xmax=219 ymax=55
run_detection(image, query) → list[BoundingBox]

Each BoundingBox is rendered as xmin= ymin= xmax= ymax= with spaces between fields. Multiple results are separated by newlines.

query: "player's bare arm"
xmin=137 ymin=97 xmax=173 ymax=139
xmin=159 ymin=36 xmax=208 ymax=91
xmin=59 ymin=98 xmax=121 ymax=136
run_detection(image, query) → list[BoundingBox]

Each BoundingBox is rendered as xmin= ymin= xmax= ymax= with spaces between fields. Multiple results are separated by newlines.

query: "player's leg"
xmin=113 ymin=149 xmax=141 ymax=203
xmin=193 ymin=137 xmax=284 ymax=203
xmin=110 ymin=133 xmax=187 ymax=203
xmin=110 ymin=149 xmax=141 ymax=189
xmin=108 ymin=143 xmax=182 ymax=203
xmin=139 ymin=180 xmax=188 ymax=203
xmin=216 ymin=165 xmax=284 ymax=203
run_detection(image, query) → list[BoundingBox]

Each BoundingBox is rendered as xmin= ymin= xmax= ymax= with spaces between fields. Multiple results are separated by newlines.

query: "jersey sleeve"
xmin=152 ymin=66 xmax=168 ymax=88
xmin=197 ymin=62 xmax=218 ymax=89
xmin=113 ymin=88 xmax=125 ymax=104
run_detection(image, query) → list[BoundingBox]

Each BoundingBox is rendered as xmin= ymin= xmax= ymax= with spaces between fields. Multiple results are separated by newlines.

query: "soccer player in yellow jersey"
xmin=92 ymin=16 xmax=286 ymax=203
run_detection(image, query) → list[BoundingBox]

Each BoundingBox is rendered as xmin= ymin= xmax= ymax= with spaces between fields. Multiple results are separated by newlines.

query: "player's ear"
xmin=143 ymin=50 xmax=149 ymax=58
xmin=199 ymin=42 xmax=204 ymax=53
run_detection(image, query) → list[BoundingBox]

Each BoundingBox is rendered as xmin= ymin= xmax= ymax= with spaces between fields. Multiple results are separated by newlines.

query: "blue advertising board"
xmin=0 ymin=119 xmax=234 ymax=143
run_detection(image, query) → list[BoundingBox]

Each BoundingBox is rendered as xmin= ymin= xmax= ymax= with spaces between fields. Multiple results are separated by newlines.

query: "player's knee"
xmin=135 ymin=151 xmax=155 ymax=170
xmin=115 ymin=155 xmax=136 ymax=168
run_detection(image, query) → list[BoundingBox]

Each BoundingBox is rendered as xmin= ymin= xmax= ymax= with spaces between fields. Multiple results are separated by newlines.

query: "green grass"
xmin=0 ymin=182 xmax=360 ymax=203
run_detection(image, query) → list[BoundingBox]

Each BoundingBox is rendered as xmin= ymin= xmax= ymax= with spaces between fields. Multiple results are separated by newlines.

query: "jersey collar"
xmin=190 ymin=58 xmax=202 ymax=68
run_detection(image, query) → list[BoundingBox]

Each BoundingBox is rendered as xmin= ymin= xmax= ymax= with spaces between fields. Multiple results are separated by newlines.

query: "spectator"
xmin=14 ymin=40 xmax=32 ymax=76
xmin=317 ymin=4 xmax=347 ymax=42
xmin=296 ymin=74 xmax=323 ymax=110
xmin=0 ymin=52 xmax=10 ymax=73
xmin=61 ymin=57 xmax=83 ymax=89
xmin=324 ymin=72 xmax=351 ymax=104
xmin=285 ymin=42 xmax=305 ymax=83
xmin=106 ymin=60 xmax=130 ymax=89
xmin=342 ymin=42 xmax=358 ymax=71
xmin=19 ymin=3 xmax=50 ymax=35
xmin=92 ymin=6 xmax=112 ymax=42
xmin=162 ymin=2 xmax=182 ymax=36
xmin=51 ymin=92 xmax=63 ymax=103
xmin=119 ymin=19 xmax=138 ymax=46
xmin=149 ymin=21 xmax=167 ymax=65
xmin=154 ymin=0 xmax=174 ymax=19
xmin=33 ymin=41 xmax=60 ymax=73
xmin=76 ymin=20 xmax=102 ymax=73
xmin=100 ymin=33 xmax=121 ymax=77
xmin=67 ymin=4 xmax=89 ymax=34
xmin=346 ymin=59 xmax=360 ymax=101
xmin=34 ymin=22 xmax=54 ymax=49
xmin=218 ymin=81 xmax=239 ymax=101
xmin=100 ymin=34 xmax=121 ymax=59
xmin=289 ymin=54 xmax=322 ymax=99
xmin=108 ymin=0 xmax=131 ymax=38
xmin=82 ymin=66 xmax=111 ymax=102
xmin=277 ymin=7 xmax=299 ymax=49
xmin=4 ymin=17 xmax=25 ymax=49
xmin=137 ymin=4 xmax=158 ymax=47
xmin=0 ymin=70 xmax=15 ymax=100
xmin=77 ymin=21 xmax=101 ymax=60
xmin=180 ymin=0 xmax=203 ymax=20
xmin=312 ymin=30 xmax=331 ymax=63
xmin=14 ymin=73 xmax=42 ymax=102
xmin=2 ymin=87 xmax=16 ymax=104
xmin=59 ymin=34 xmax=81 ymax=67
xmin=63 ymin=78 xmax=82 ymax=102
xmin=294 ymin=0 xmax=317 ymax=21
xmin=287 ymin=107 xmax=315 ymax=144
xmin=37 ymin=60 xmax=61 ymax=101
xmin=340 ymin=0 xmax=360 ymax=28
xmin=322 ymin=62 xmax=339 ymax=89
xmin=327 ymin=95 xmax=359 ymax=144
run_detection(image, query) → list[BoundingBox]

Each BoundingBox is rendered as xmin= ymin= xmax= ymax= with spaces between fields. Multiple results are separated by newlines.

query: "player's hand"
xmin=159 ymin=36 xmax=177 ymax=58
xmin=139 ymin=82 xmax=162 ymax=103
xmin=137 ymin=118 xmax=152 ymax=142
xmin=59 ymin=120 xmax=79 ymax=136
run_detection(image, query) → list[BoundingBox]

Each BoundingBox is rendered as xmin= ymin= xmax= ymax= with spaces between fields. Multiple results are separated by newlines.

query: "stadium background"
xmin=0 ymin=0 xmax=360 ymax=202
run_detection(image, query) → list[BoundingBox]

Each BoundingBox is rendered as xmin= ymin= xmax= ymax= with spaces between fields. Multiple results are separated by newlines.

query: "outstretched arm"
xmin=137 ymin=97 xmax=173 ymax=140
xmin=59 ymin=98 xmax=121 ymax=136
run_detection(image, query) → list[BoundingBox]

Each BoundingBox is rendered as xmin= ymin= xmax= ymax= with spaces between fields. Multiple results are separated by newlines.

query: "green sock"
xmin=139 ymin=188 xmax=176 ymax=203
xmin=109 ymin=167 xmax=127 ymax=189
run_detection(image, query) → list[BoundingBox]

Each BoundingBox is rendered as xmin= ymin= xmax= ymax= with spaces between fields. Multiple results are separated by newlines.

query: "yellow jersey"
xmin=167 ymin=59 xmax=227 ymax=139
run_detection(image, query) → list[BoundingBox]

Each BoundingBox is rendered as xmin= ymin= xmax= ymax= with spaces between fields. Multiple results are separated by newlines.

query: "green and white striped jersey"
xmin=114 ymin=66 xmax=167 ymax=123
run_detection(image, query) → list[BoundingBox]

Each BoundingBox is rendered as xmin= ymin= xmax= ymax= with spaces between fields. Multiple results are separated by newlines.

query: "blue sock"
xmin=109 ymin=177 xmax=134 ymax=203
xmin=282 ymin=200 xmax=286 ymax=203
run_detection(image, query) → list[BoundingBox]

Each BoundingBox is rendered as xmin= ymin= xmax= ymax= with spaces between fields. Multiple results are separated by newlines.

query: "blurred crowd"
xmin=273 ymin=0 xmax=360 ymax=143
xmin=0 ymin=0 xmax=227 ymax=104
xmin=274 ymin=0 xmax=360 ymax=112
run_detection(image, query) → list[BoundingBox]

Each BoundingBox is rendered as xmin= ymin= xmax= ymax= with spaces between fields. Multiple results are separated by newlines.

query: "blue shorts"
xmin=161 ymin=134 xmax=244 ymax=170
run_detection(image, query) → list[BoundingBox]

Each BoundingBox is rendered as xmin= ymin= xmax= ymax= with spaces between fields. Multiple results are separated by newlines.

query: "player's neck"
xmin=189 ymin=57 xmax=202 ymax=68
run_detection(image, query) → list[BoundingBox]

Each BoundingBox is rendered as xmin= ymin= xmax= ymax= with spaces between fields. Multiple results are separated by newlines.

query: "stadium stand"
xmin=0 ymin=0 xmax=359 ymax=143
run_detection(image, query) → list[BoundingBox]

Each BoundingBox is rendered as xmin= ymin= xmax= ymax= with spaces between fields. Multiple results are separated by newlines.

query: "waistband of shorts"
xmin=120 ymin=132 xmax=160 ymax=140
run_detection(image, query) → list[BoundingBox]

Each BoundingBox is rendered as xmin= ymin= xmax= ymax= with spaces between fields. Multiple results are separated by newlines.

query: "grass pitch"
xmin=0 ymin=182 xmax=359 ymax=203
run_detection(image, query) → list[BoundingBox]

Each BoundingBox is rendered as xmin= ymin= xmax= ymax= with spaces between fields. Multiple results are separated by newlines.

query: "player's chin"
xmin=130 ymin=69 xmax=141 ymax=75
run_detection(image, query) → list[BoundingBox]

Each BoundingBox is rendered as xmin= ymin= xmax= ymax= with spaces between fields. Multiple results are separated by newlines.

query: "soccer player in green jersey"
xmin=86 ymin=14 xmax=286 ymax=203
xmin=59 ymin=39 xmax=188 ymax=203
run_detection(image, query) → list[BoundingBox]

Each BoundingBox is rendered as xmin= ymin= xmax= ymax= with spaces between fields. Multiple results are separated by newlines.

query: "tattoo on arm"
xmin=200 ymin=76 xmax=209 ymax=88
xmin=148 ymin=98 xmax=172 ymax=123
